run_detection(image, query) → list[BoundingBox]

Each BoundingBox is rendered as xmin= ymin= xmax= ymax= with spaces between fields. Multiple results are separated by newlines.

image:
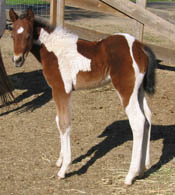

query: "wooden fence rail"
xmin=48 ymin=0 xmax=175 ymax=44
xmin=101 ymin=0 xmax=175 ymax=43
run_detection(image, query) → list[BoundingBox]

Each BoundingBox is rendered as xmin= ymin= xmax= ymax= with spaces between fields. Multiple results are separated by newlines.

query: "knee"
xmin=59 ymin=118 xmax=71 ymax=132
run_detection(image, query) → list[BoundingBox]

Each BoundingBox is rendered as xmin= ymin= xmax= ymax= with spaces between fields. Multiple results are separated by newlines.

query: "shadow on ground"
xmin=0 ymin=69 xmax=52 ymax=116
xmin=1 ymin=60 xmax=175 ymax=179
xmin=67 ymin=120 xmax=175 ymax=180
xmin=157 ymin=63 xmax=175 ymax=71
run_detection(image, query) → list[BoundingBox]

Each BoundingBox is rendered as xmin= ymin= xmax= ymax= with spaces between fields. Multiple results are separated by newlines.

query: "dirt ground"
xmin=1 ymin=3 xmax=175 ymax=195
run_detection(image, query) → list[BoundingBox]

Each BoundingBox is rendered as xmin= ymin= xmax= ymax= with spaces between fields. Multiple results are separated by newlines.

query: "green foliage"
xmin=6 ymin=0 xmax=49 ymax=5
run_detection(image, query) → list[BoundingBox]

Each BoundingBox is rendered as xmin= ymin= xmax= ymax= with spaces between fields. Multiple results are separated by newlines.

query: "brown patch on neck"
xmin=33 ymin=19 xmax=54 ymax=41
xmin=40 ymin=44 xmax=65 ymax=91
xmin=132 ymin=40 xmax=148 ymax=73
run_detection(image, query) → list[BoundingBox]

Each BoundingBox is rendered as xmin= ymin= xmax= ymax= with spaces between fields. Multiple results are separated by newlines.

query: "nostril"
xmin=13 ymin=55 xmax=23 ymax=63
xmin=12 ymin=55 xmax=24 ymax=67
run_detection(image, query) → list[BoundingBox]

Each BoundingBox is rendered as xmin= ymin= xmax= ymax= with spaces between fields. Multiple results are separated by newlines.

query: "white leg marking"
xmin=122 ymin=33 xmax=147 ymax=185
xmin=125 ymin=93 xmax=145 ymax=185
xmin=58 ymin=126 xmax=71 ymax=178
xmin=39 ymin=28 xmax=91 ymax=94
xmin=55 ymin=116 xmax=64 ymax=167
xmin=143 ymin=97 xmax=152 ymax=169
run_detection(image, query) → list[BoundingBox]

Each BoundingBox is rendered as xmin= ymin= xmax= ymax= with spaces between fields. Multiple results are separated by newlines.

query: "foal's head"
xmin=9 ymin=8 xmax=34 ymax=67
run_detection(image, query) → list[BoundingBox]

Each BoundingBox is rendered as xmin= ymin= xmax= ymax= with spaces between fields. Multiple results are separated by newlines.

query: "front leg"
xmin=56 ymin=115 xmax=63 ymax=168
xmin=57 ymin=126 xmax=71 ymax=178
xmin=52 ymin=87 xmax=72 ymax=179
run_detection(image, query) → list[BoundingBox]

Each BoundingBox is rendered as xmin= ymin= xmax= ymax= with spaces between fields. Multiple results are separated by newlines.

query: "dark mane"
xmin=34 ymin=15 xmax=55 ymax=32
xmin=33 ymin=16 xmax=55 ymax=40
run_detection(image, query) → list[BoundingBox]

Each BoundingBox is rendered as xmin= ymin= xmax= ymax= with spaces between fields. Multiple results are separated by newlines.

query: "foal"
xmin=9 ymin=8 xmax=156 ymax=185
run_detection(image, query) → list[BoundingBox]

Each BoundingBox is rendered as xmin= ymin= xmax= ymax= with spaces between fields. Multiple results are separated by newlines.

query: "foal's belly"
xmin=74 ymin=72 xmax=111 ymax=90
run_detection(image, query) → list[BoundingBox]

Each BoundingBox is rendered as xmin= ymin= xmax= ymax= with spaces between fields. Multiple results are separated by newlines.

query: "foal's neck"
xmin=31 ymin=43 xmax=42 ymax=63
xmin=31 ymin=19 xmax=54 ymax=63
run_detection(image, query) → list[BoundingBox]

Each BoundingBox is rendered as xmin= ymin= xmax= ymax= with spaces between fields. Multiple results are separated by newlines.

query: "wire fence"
xmin=6 ymin=0 xmax=50 ymax=18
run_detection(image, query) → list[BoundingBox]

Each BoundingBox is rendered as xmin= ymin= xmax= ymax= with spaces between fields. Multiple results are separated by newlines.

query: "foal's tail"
xmin=0 ymin=50 xmax=14 ymax=106
xmin=143 ymin=45 xmax=157 ymax=95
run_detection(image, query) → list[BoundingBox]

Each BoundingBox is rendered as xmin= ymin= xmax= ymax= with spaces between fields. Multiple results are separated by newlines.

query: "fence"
xmin=5 ymin=0 xmax=146 ymax=40
xmin=6 ymin=0 xmax=50 ymax=18
xmin=5 ymin=0 xmax=175 ymax=65
xmin=6 ymin=0 xmax=175 ymax=42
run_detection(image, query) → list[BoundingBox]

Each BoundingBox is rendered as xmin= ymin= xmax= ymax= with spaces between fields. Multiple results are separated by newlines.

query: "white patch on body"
xmin=39 ymin=27 xmax=91 ymax=93
xmin=119 ymin=33 xmax=144 ymax=103
xmin=17 ymin=26 xmax=24 ymax=34
xmin=116 ymin=33 xmax=144 ymax=101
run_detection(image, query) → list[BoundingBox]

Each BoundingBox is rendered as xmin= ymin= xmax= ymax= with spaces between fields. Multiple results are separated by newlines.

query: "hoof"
xmin=56 ymin=161 xmax=62 ymax=168
xmin=56 ymin=158 xmax=63 ymax=167
xmin=145 ymin=164 xmax=151 ymax=170
xmin=125 ymin=175 xmax=134 ymax=185
xmin=125 ymin=179 xmax=132 ymax=185
xmin=58 ymin=171 xmax=65 ymax=180
xmin=58 ymin=176 xmax=64 ymax=180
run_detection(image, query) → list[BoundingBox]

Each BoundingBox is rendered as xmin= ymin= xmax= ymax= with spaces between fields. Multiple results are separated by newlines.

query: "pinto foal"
xmin=9 ymin=8 xmax=156 ymax=185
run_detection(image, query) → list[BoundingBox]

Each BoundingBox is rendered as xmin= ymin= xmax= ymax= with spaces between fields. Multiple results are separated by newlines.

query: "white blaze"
xmin=17 ymin=26 xmax=24 ymax=34
xmin=39 ymin=27 xmax=91 ymax=93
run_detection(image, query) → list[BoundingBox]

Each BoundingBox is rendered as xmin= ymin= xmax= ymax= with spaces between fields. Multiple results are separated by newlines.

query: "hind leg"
xmin=124 ymin=91 xmax=148 ymax=185
xmin=52 ymin=88 xmax=72 ymax=179
xmin=138 ymin=89 xmax=152 ymax=170
xmin=143 ymin=97 xmax=152 ymax=170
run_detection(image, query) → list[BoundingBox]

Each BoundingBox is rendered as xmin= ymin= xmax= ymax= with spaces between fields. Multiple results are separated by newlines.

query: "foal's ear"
xmin=9 ymin=8 xmax=18 ymax=22
xmin=27 ymin=8 xmax=34 ymax=22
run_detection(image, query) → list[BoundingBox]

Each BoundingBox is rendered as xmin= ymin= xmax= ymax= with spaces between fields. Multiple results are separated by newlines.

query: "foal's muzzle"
xmin=12 ymin=55 xmax=25 ymax=67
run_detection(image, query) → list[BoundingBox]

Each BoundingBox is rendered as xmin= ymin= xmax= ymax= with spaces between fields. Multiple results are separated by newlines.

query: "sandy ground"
xmin=0 ymin=3 xmax=175 ymax=195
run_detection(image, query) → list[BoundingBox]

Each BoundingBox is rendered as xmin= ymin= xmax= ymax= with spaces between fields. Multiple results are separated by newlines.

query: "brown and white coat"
xmin=9 ymin=8 xmax=156 ymax=185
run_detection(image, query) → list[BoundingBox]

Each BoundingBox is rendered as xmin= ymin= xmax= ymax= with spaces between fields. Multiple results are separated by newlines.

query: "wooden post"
xmin=134 ymin=0 xmax=147 ymax=41
xmin=57 ymin=0 xmax=65 ymax=27
xmin=101 ymin=0 xmax=175 ymax=44
xmin=50 ymin=0 xmax=57 ymax=26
